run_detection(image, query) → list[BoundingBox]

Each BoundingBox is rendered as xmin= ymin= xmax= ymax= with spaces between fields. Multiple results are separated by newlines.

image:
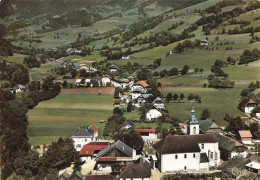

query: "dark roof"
xmin=199 ymin=120 xmax=222 ymax=133
xmin=187 ymin=108 xmax=199 ymax=125
xmin=119 ymin=158 xmax=151 ymax=178
xmin=79 ymin=142 xmax=109 ymax=156
xmin=153 ymin=134 xmax=218 ymax=154
xmin=58 ymin=172 xmax=71 ymax=180
xmin=108 ymin=64 xmax=119 ymax=70
xmin=213 ymin=134 xmax=245 ymax=152
xmin=72 ymin=127 xmax=94 ymax=137
xmin=200 ymin=153 xmax=209 ymax=163
xmin=95 ymin=140 xmax=133 ymax=159
xmin=239 ymin=99 xmax=257 ymax=107
xmin=85 ymin=175 xmax=109 ymax=180
xmin=141 ymin=94 xmax=153 ymax=99
xmin=152 ymin=97 xmax=164 ymax=105
xmin=220 ymin=157 xmax=250 ymax=174
xmin=70 ymin=171 xmax=84 ymax=180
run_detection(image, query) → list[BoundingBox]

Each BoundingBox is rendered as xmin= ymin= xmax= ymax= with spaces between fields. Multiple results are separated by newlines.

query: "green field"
xmin=27 ymin=94 xmax=114 ymax=145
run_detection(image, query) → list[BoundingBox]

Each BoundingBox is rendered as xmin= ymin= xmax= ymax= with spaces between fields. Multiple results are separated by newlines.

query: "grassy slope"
xmin=27 ymin=94 xmax=113 ymax=145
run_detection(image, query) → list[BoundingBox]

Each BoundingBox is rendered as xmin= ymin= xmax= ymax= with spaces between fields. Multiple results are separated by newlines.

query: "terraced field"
xmin=27 ymin=94 xmax=113 ymax=145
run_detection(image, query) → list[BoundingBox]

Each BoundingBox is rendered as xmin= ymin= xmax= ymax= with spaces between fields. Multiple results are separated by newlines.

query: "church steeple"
xmin=187 ymin=108 xmax=199 ymax=135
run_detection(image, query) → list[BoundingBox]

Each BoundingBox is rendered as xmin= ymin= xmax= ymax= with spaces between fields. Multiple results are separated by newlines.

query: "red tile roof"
xmin=135 ymin=80 xmax=149 ymax=88
xmin=239 ymin=130 xmax=253 ymax=138
xmin=79 ymin=142 xmax=109 ymax=156
xmin=136 ymin=129 xmax=155 ymax=133
xmin=239 ymin=99 xmax=257 ymax=107
xmin=90 ymin=124 xmax=98 ymax=132
xmin=85 ymin=175 xmax=109 ymax=180
xmin=96 ymin=157 xmax=133 ymax=162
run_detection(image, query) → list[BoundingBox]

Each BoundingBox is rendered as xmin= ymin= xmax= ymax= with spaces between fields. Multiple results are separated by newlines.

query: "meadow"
xmin=27 ymin=94 xmax=114 ymax=145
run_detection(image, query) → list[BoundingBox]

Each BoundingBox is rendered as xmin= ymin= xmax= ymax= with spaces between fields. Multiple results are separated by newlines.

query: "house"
xmin=108 ymin=64 xmax=120 ymax=73
xmin=214 ymin=134 xmax=248 ymax=161
xmin=95 ymin=140 xmax=136 ymax=171
xmin=238 ymin=130 xmax=257 ymax=151
xmin=72 ymin=63 xmax=81 ymax=70
xmin=119 ymin=157 xmax=151 ymax=180
xmin=136 ymin=129 xmax=158 ymax=142
xmin=122 ymin=56 xmax=131 ymax=60
xmin=151 ymin=97 xmax=165 ymax=110
xmin=152 ymin=134 xmax=220 ymax=173
xmin=131 ymin=81 xmax=149 ymax=92
xmin=199 ymin=120 xmax=224 ymax=134
xmin=186 ymin=108 xmax=200 ymax=135
xmin=84 ymin=174 xmax=110 ymax=180
xmin=200 ymin=39 xmax=209 ymax=46
xmin=179 ymin=123 xmax=187 ymax=134
xmin=101 ymin=75 xmax=112 ymax=86
xmin=122 ymin=121 xmax=135 ymax=129
xmin=71 ymin=126 xmax=98 ymax=151
xmin=13 ymin=84 xmax=26 ymax=94
xmin=79 ymin=142 xmax=109 ymax=161
xmin=130 ymin=88 xmax=146 ymax=99
xmin=239 ymin=99 xmax=257 ymax=114
xmin=136 ymin=94 xmax=153 ymax=107
xmin=79 ymin=65 xmax=97 ymax=73
xmin=74 ymin=50 xmax=82 ymax=54
xmin=146 ymin=106 xmax=162 ymax=121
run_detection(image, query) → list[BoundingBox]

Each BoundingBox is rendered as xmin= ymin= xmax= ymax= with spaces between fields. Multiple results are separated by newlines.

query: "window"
xmin=201 ymin=144 xmax=204 ymax=149
xmin=175 ymin=155 xmax=178 ymax=159
xmin=184 ymin=166 xmax=187 ymax=170
xmin=85 ymin=139 xmax=88 ymax=142
xmin=193 ymin=154 xmax=195 ymax=158
xmin=193 ymin=127 xmax=196 ymax=134
xmin=210 ymin=152 xmax=213 ymax=159
xmin=184 ymin=154 xmax=187 ymax=158
xmin=215 ymin=152 xmax=217 ymax=160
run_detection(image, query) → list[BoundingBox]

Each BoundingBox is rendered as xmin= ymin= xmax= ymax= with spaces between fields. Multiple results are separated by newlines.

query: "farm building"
xmin=119 ymin=157 xmax=151 ymax=180
xmin=200 ymin=39 xmax=209 ymax=46
xmin=239 ymin=99 xmax=257 ymax=114
xmin=79 ymin=142 xmax=109 ymax=161
xmin=108 ymin=64 xmax=120 ymax=73
xmin=214 ymin=134 xmax=247 ymax=161
xmin=136 ymin=129 xmax=158 ymax=142
xmin=199 ymin=120 xmax=224 ymax=134
xmin=152 ymin=134 xmax=220 ymax=173
xmin=95 ymin=140 xmax=136 ymax=172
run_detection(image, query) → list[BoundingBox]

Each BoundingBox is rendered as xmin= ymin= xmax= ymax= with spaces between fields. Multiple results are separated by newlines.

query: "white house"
xmin=101 ymin=75 xmax=112 ymax=86
xmin=13 ymin=84 xmax=26 ymax=94
xmin=130 ymin=81 xmax=149 ymax=92
xmin=136 ymin=129 xmax=158 ymax=142
xmin=146 ymin=107 xmax=162 ymax=121
xmin=131 ymin=88 xmax=146 ymax=99
xmin=71 ymin=126 xmax=98 ymax=151
xmin=239 ymin=99 xmax=257 ymax=114
xmin=186 ymin=108 xmax=200 ymax=135
xmin=152 ymin=134 xmax=220 ymax=173
xmin=151 ymin=97 xmax=165 ymax=110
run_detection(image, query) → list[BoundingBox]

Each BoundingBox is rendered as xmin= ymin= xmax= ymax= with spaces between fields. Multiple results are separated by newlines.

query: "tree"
xmin=173 ymin=93 xmax=178 ymax=100
xmin=23 ymin=55 xmax=41 ymax=68
xmin=182 ymin=65 xmax=189 ymax=74
xmin=103 ymin=115 xmax=126 ymax=135
xmin=180 ymin=93 xmax=184 ymax=100
xmin=166 ymin=92 xmax=173 ymax=102
xmin=62 ymin=80 xmax=68 ymax=88
xmin=127 ymin=101 xmax=133 ymax=112
xmin=71 ymin=69 xmax=77 ymax=78
xmin=249 ymin=122 xmax=260 ymax=139
xmin=113 ymin=107 xmax=123 ymax=116
xmin=114 ymin=129 xmax=144 ymax=153
xmin=200 ymin=108 xmax=210 ymax=120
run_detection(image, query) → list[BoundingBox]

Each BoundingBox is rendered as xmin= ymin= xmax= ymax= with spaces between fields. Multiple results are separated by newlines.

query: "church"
xmin=152 ymin=109 xmax=221 ymax=173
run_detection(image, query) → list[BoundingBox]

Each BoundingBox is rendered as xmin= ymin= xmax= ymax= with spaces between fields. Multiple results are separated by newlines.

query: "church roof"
xmin=199 ymin=120 xmax=222 ymax=132
xmin=152 ymin=134 xmax=218 ymax=154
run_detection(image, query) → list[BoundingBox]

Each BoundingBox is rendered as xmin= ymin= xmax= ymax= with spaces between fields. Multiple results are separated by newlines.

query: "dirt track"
xmin=60 ymin=87 xmax=115 ymax=95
